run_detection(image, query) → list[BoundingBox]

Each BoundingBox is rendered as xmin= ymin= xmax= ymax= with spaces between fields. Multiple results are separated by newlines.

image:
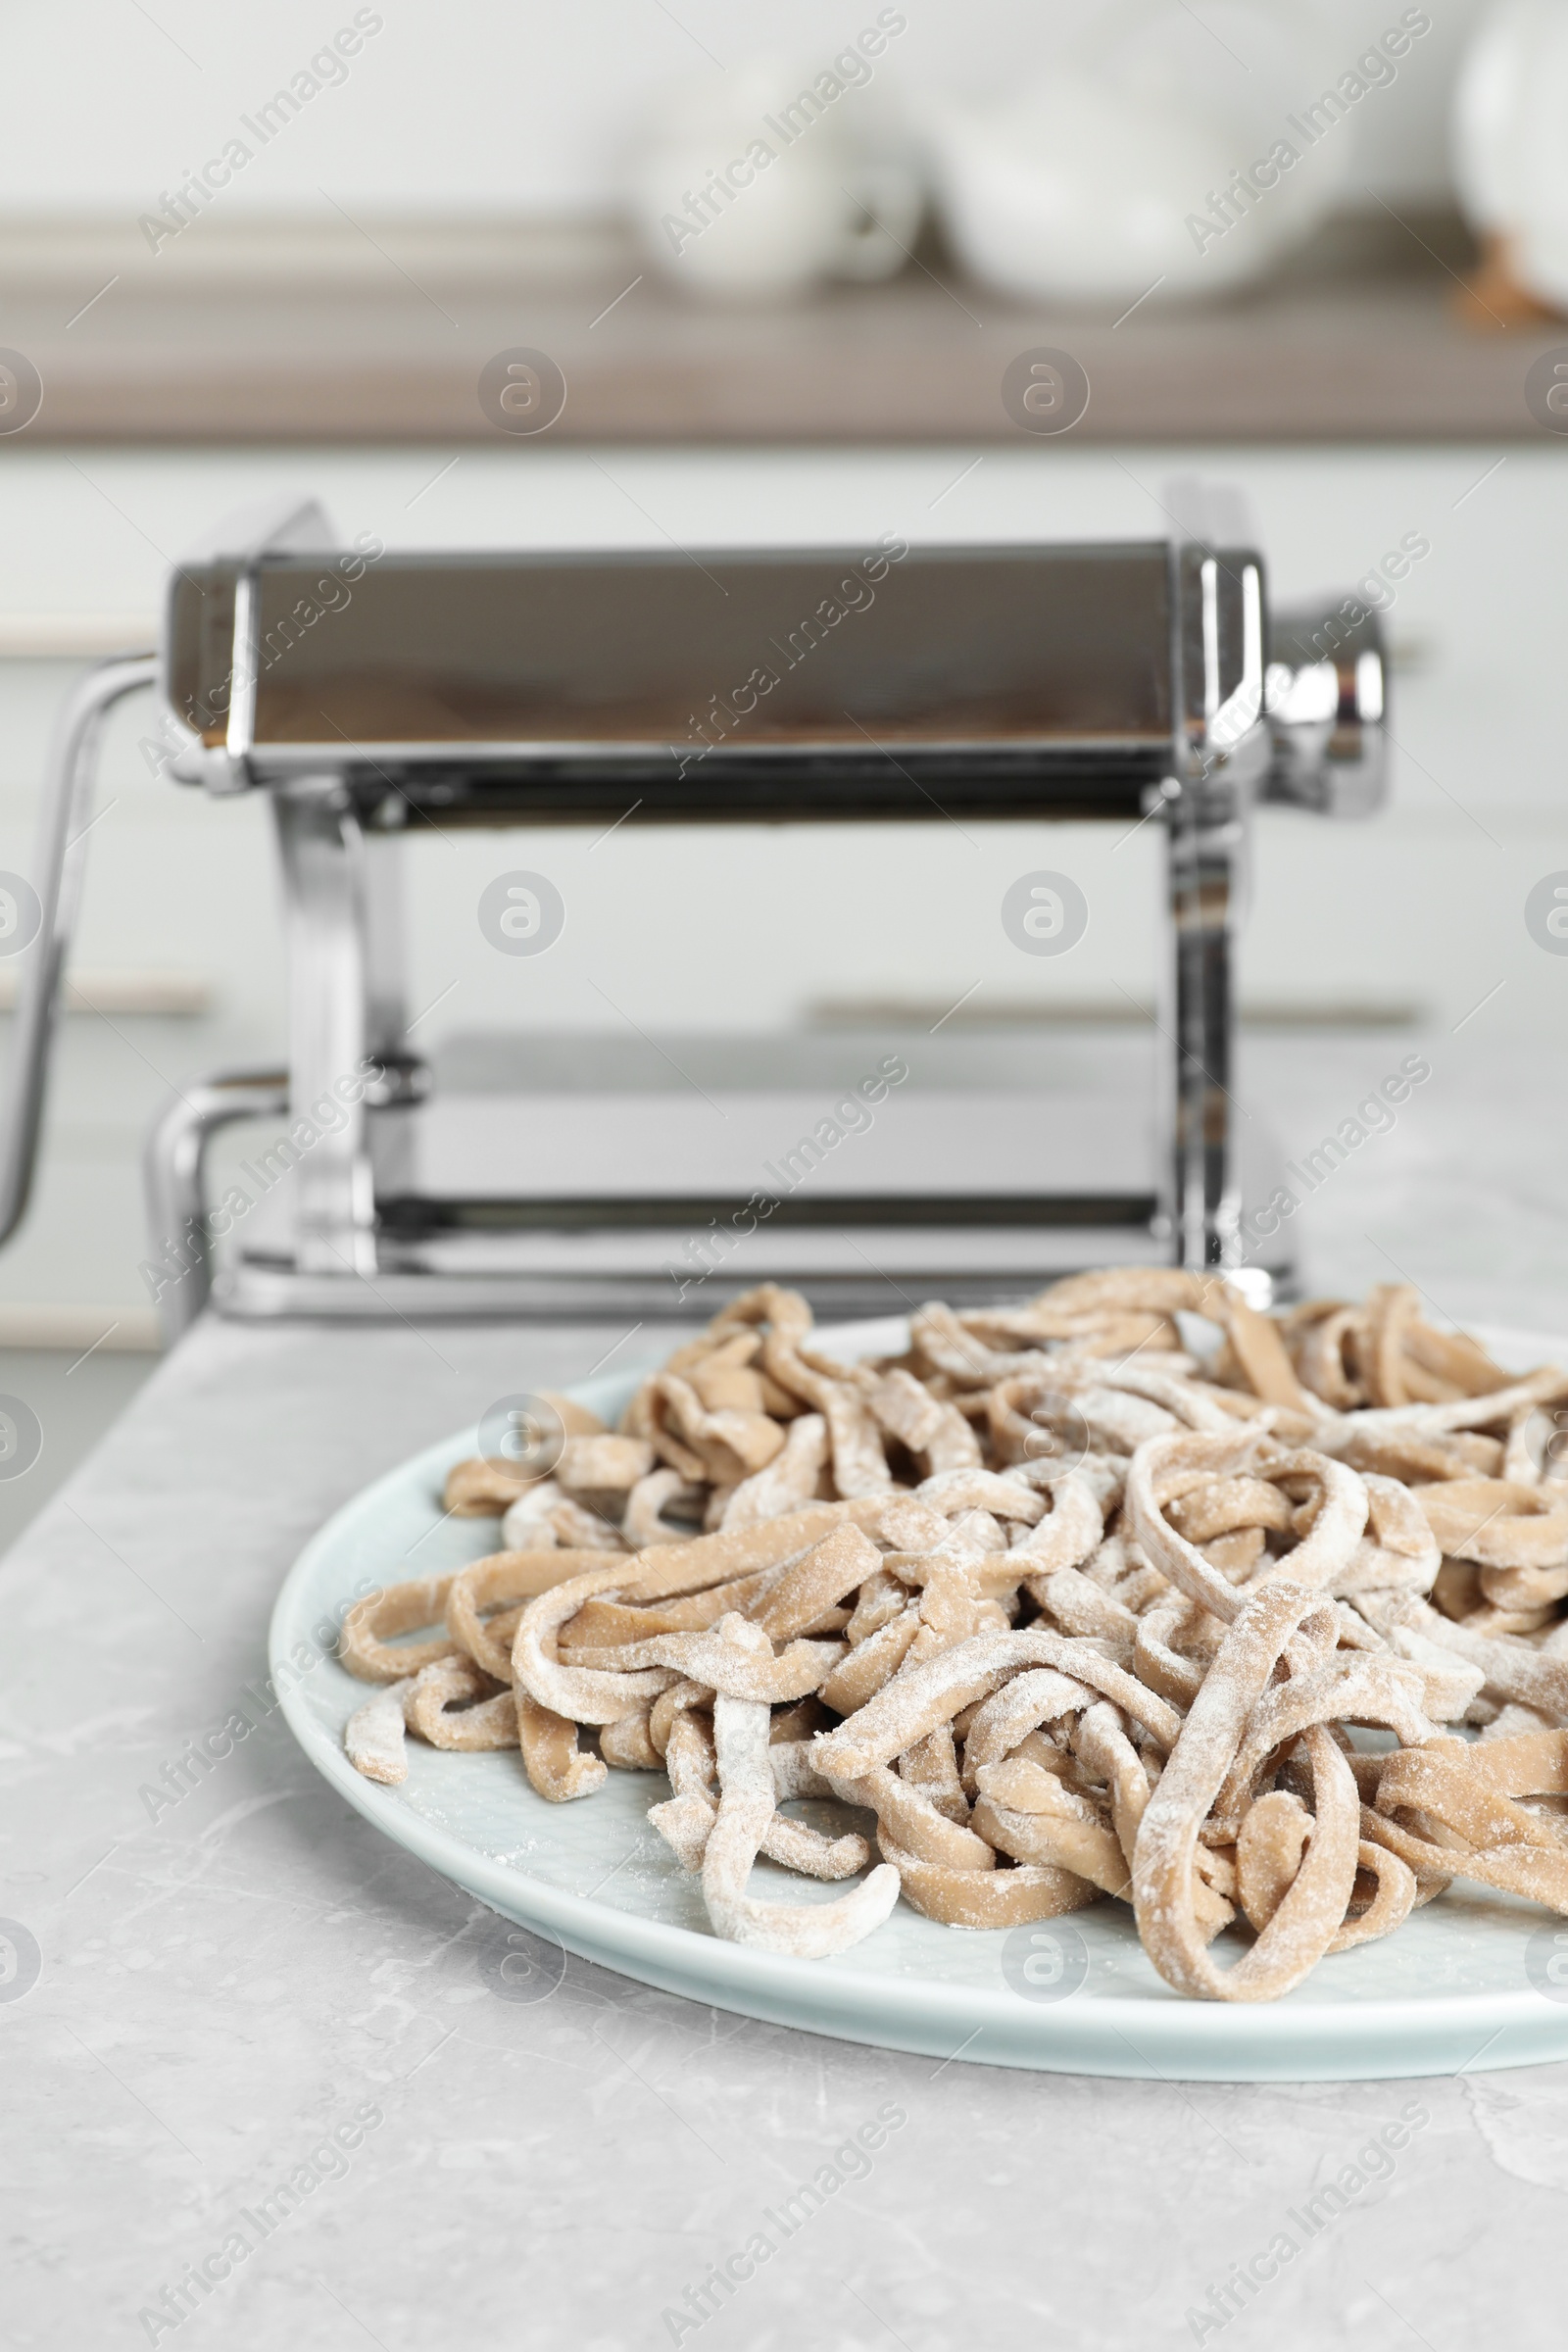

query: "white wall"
xmin=0 ymin=0 xmax=1481 ymax=219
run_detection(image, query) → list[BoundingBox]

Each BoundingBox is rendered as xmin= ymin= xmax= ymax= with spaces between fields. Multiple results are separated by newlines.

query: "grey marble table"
xmin=8 ymin=1033 xmax=1568 ymax=2352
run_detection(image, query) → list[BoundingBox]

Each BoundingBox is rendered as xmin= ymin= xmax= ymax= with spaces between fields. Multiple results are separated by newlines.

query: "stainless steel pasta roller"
xmin=0 ymin=485 xmax=1386 ymax=1334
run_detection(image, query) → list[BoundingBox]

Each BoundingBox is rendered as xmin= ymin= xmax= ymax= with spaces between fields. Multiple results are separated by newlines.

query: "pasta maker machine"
xmin=0 ymin=487 xmax=1385 ymax=1336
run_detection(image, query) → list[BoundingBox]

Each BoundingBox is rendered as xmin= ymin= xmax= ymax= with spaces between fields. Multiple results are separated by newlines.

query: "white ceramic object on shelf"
xmin=1453 ymin=0 xmax=1568 ymax=312
xmin=627 ymin=54 xmax=922 ymax=301
xmin=925 ymin=1 xmax=1348 ymax=305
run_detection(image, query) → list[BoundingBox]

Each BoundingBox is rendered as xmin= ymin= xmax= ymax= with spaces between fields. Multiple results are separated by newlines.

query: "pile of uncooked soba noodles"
xmin=338 ymin=1272 xmax=1568 ymax=2002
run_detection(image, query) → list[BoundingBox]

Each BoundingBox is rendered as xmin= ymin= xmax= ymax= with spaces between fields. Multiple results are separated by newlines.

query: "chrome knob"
xmin=1263 ymin=598 xmax=1388 ymax=816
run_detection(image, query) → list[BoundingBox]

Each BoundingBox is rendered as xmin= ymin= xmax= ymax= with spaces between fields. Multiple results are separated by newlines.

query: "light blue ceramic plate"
xmin=270 ymin=1318 xmax=1568 ymax=2082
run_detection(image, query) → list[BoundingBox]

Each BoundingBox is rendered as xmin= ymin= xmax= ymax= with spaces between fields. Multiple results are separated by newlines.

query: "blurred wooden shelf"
xmin=4 ymin=209 xmax=1564 ymax=444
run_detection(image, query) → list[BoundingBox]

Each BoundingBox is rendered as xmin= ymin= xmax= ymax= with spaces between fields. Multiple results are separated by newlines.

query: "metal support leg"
xmin=361 ymin=824 xmax=418 ymax=1201
xmin=271 ymin=784 xmax=378 ymax=1275
xmin=362 ymin=827 xmax=409 ymax=1059
xmin=1161 ymin=524 xmax=1266 ymax=1276
xmin=141 ymin=1068 xmax=290 ymax=1340
xmin=1164 ymin=786 xmax=1245 ymax=1271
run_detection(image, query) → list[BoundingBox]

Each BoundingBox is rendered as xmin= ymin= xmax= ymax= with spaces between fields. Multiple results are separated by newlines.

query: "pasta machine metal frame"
xmin=0 ymin=488 xmax=1386 ymax=1337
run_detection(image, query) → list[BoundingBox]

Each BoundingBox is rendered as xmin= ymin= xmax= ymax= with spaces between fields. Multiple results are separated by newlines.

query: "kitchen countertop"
xmin=7 ymin=1028 xmax=1568 ymax=2349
